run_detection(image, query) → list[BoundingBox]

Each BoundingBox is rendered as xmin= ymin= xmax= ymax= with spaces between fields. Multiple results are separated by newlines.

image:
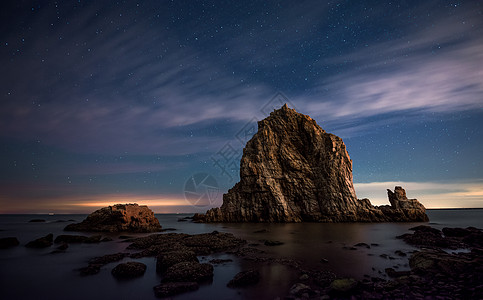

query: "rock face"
xmin=202 ymin=105 xmax=428 ymax=222
xmin=65 ymin=203 xmax=162 ymax=232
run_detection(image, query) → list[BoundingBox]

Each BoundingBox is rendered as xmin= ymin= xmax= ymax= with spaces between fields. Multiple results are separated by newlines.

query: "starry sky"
xmin=1 ymin=0 xmax=482 ymax=213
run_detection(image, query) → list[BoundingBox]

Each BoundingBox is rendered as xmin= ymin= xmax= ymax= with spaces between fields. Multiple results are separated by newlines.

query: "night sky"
xmin=1 ymin=0 xmax=482 ymax=213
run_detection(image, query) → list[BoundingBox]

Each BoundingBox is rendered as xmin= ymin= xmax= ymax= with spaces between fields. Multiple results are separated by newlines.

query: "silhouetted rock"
xmin=227 ymin=270 xmax=260 ymax=287
xmin=64 ymin=203 xmax=162 ymax=232
xmin=25 ymin=233 xmax=53 ymax=248
xmin=0 ymin=237 xmax=19 ymax=249
xmin=111 ymin=262 xmax=146 ymax=278
xmin=201 ymin=105 xmax=428 ymax=222
xmin=153 ymin=282 xmax=198 ymax=298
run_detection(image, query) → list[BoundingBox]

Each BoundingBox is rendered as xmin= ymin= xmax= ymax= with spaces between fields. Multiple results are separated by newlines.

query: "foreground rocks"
xmin=288 ymin=226 xmax=483 ymax=299
xmin=64 ymin=203 xmax=162 ymax=232
xmin=199 ymin=105 xmax=428 ymax=222
xmin=79 ymin=231 xmax=246 ymax=297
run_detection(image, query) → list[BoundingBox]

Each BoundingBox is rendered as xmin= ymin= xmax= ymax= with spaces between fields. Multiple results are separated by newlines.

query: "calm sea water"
xmin=0 ymin=209 xmax=481 ymax=300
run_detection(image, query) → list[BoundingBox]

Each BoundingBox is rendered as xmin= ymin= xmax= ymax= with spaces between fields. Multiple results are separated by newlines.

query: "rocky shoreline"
xmin=2 ymin=218 xmax=482 ymax=299
xmin=71 ymin=225 xmax=483 ymax=299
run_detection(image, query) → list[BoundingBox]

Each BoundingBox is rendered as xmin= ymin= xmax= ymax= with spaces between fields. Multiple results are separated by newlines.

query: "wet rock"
xmin=111 ymin=262 xmax=146 ymax=278
xmin=156 ymin=250 xmax=199 ymax=273
xmin=0 ymin=237 xmax=19 ymax=249
xmin=80 ymin=264 xmax=101 ymax=276
xmin=330 ymin=278 xmax=357 ymax=293
xmin=64 ymin=203 xmax=162 ymax=233
xmin=227 ymin=270 xmax=260 ymax=287
xmin=56 ymin=242 xmax=69 ymax=251
xmin=354 ymin=242 xmax=371 ymax=249
xmin=209 ymin=258 xmax=233 ymax=264
xmin=162 ymin=262 xmax=214 ymax=283
xmin=153 ymin=282 xmax=198 ymax=298
xmin=385 ymin=268 xmax=411 ymax=278
xmin=25 ymin=233 xmax=53 ymax=248
xmin=264 ymin=240 xmax=284 ymax=246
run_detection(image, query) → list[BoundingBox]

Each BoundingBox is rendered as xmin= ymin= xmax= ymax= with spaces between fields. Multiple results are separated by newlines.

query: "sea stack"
xmin=201 ymin=104 xmax=428 ymax=222
xmin=65 ymin=203 xmax=162 ymax=232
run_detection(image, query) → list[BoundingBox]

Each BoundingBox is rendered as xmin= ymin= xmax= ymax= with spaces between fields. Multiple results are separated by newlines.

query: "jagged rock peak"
xmin=198 ymin=105 xmax=428 ymax=223
xmin=64 ymin=203 xmax=162 ymax=232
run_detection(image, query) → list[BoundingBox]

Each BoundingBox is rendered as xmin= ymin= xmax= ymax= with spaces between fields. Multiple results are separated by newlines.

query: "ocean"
xmin=0 ymin=209 xmax=482 ymax=300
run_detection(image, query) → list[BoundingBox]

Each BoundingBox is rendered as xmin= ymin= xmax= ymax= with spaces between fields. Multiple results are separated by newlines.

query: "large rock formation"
xmin=201 ymin=104 xmax=428 ymax=222
xmin=65 ymin=203 xmax=162 ymax=232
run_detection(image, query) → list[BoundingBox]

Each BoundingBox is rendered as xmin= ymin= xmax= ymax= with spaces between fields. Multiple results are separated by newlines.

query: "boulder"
xmin=25 ymin=233 xmax=53 ymax=248
xmin=227 ymin=270 xmax=260 ymax=287
xmin=156 ymin=250 xmax=199 ymax=273
xmin=162 ymin=262 xmax=214 ymax=283
xmin=64 ymin=203 xmax=162 ymax=232
xmin=0 ymin=237 xmax=19 ymax=249
xmin=111 ymin=262 xmax=147 ymax=278
xmin=201 ymin=105 xmax=428 ymax=222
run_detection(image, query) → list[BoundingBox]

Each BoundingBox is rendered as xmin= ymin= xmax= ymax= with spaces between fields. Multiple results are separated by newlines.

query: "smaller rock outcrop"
xmin=227 ymin=270 xmax=260 ymax=287
xmin=64 ymin=203 xmax=162 ymax=232
xmin=25 ymin=233 xmax=53 ymax=248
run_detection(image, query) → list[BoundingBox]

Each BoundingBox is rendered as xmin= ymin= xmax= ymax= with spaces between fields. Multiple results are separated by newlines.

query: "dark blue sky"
xmin=1 ymin=0 xmax=482 ymax=213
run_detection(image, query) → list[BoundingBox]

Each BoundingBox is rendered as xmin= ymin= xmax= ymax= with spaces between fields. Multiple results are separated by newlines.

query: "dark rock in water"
xmin=64 ymin=203 xmax=162 ymax=232
xmin=0 ymin=237 xmax=19 ymax=249
xmin=25 ymin=233 xmax=53 ymax=248
xmin=264 ymin=240 xmax=284 ymax=246
xmin=80 ymin=252 xmax=130 ymax=276
xmin=200 ymin=105 xmax=428 ymax=222
xmin=156 ymin=250 xmax=199 ymax=274
xmin=28 ymin=219 xmax=46 ymax=223
xmin=54 ymin=235 xmax=101 ymax=244
xmin=354 ymin=242 xmax=370 ymax=248
xmin=153 ymin=282 xmax=199 ymax=298
xmin=385 ymin=267 xmax=410 ymax=278
xmin=227 ymin=270 xmax=260 ymax=287
xmin=80 ymin=264 xmax=101 ymax=276
xmin=397 ymin=225 xmax=483 ymax=249
xmin=162 ymin=262 xmax=214 ymax=283
xmin=56 ymin=243 xmax=69 ymax=251
xmin=209 ymin=258 xmax=233 ymax=264
xmin=111 ymin=262 xmax=146 ymax=278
